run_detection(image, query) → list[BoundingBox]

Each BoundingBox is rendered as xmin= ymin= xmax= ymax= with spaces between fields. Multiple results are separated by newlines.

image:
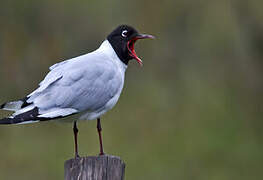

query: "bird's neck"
xmin=98 ymin=40 xmax=127 ymax=71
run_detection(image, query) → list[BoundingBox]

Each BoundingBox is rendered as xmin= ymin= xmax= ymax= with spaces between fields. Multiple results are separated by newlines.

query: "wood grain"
xmin=64 ymin=155 xmax=125 ymax=180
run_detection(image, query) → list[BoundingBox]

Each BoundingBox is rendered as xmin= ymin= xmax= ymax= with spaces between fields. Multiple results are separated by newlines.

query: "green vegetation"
xmin=0 ymin=0 xmax=262 ymax=179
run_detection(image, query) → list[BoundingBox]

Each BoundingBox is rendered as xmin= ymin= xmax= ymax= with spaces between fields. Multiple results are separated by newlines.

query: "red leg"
xmin=73 ymin=121 xmax=80 ymax=158
xmin=97 ymin=118 xmax=104 ymax=155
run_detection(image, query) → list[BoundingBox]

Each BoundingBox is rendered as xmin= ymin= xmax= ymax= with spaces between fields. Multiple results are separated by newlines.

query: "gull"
xmin=0 ymin=25 xmax=154 ymax=157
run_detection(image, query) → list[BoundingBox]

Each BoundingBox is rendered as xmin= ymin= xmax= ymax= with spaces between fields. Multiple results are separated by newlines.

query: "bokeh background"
xmin=0 ymin=0 xmax=262 ymax=179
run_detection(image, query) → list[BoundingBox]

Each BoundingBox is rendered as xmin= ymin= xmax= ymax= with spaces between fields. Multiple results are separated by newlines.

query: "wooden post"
xmin=64 ymin=155 xmax=125 ymax=180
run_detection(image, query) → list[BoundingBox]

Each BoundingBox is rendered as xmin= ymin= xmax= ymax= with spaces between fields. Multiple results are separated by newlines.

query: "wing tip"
xmin=0 ymin=103 xmax=5 ymax=109
xmin=0 ymin=117 xmax=15 ymax=124
xmin=0 ymin=106 xmax=77 ymax=125
xmin=20 ymin=97 xmax=31 ymax=108
xmin=0 ymin=107 xmax=39 ymax=125
xmin=0 ymin=117 xmax=40 ymax=125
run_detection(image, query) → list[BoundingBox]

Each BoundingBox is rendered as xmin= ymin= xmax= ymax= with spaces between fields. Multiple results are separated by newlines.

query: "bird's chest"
xmin=104 ymin=74 xmax=124 ymax=109
xmin=78 ymin=70 xmax=125 ymax=120
xmin=79 ymin=67 xmax=124 ymax=110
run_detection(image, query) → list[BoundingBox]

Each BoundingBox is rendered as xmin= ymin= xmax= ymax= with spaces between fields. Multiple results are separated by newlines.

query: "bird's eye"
xmin=121 ymin=30 xmax=128 ymax=37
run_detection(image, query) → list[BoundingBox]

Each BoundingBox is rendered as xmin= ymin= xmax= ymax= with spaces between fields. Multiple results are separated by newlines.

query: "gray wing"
xmin=27 ymin=53 xmax=122 ymax=119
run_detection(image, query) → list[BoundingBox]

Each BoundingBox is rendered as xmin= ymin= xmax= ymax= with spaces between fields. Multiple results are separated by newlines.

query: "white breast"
xmin=79 ymin=40 xmax=127 ymax=120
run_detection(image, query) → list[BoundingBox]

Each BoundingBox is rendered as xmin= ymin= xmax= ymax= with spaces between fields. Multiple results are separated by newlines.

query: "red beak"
xmin=127 ymin=34 xmax=155 ymax=66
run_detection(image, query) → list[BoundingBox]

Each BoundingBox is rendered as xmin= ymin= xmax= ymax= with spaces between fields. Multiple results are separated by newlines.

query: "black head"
xmin=107 ymin=25 xmax=154 ymax=66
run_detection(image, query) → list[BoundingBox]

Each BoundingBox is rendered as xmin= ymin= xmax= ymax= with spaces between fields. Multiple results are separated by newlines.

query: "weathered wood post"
xmin=64 ymin=155 xmax=125 ymax=180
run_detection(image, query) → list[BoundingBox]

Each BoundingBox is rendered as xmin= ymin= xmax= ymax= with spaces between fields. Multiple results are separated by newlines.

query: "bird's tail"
xmin=0 ymin=107 xmax=40 ymax=124
xmin=0 ymin=97 xmax=30 ymax=111
xmin=1 ymin=97 xmax=77 ymax=124
xmin=0 ymin=97 xmax=40 ymax=124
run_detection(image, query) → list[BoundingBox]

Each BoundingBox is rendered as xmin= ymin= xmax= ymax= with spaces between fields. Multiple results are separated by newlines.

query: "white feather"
xmin=13 ymin=104 xmax=35 ymax=116
xmin=2 ymin=101 xmax=24 ymax=111
xmin=38 ymin=108 xmax=78 ymax=118
xmin=17 ymin=120 xmax=40 ymax=125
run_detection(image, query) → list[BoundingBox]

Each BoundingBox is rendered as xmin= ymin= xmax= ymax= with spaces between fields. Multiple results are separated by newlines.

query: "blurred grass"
xmin=0 ymin=0 xmax=263 ymax=179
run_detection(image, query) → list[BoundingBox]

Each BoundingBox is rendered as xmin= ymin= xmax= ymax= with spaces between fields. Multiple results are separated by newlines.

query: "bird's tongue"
xmin=127 ymin=38 xmax=142 ymax=66
xmin=127 ymin=34 xmax=155 ymax=66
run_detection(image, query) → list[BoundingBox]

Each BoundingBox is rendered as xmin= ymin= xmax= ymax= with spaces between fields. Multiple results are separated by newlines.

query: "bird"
xmin=0 ymin=25 xmax=154 ymax=157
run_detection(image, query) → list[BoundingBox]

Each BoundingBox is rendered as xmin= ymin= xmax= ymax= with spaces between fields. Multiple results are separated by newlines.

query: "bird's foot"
xmin=75 ymin=154 xmax=80 ymax=159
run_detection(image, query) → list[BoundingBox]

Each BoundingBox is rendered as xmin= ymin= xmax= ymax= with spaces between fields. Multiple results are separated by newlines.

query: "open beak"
xmin=127 ymin=34 xmax=155 ymax=66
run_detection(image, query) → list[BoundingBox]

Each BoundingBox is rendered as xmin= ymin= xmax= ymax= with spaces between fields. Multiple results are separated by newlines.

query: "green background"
xmin=0 ymin=0 xmax=262 ymax=179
